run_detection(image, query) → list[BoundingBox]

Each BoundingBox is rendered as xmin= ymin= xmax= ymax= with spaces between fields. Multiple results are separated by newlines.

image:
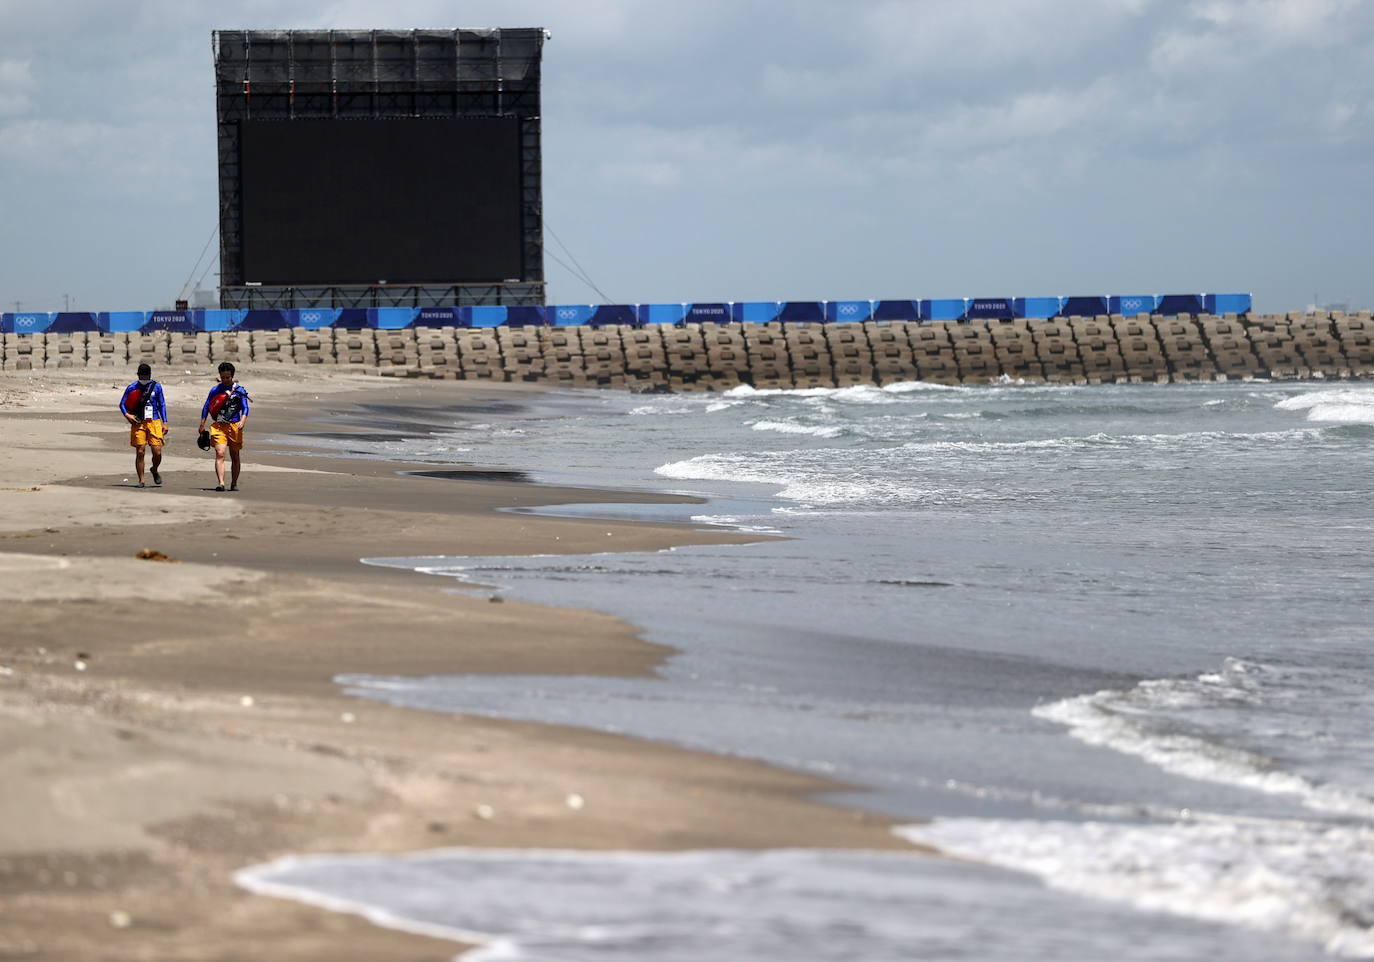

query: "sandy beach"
xmin=0 ymin=368 xmax=917 ymax=961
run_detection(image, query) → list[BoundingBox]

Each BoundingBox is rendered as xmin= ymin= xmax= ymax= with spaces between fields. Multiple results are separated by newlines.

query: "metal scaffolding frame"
xmin=213 ymin=28 xmax=546 ymax=309
xmin=218 ymin=282 xmax=545 ymax=310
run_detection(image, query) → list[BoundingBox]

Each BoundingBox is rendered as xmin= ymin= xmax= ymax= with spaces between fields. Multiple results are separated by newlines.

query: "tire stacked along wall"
xmin=8 ymin=311 xmax=1374 ymax=389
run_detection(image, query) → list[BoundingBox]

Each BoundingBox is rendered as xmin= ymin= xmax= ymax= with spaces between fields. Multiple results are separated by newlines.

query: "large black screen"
xmin=239 ymin=118 xmax=524 ymax=285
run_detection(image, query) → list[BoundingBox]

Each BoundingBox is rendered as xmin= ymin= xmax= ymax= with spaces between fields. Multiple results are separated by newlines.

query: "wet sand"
xmin=0 ymin=369 xmax=918 ymax=961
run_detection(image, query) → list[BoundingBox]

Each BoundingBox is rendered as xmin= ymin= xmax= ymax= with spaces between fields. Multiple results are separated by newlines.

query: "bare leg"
xmin=134 ymin=444 xmax=146 ymax=485
xmin=150 ymin=445 xmax=163 ymax=472
xmin=229 ymin=449 xmax=242 ymax=489
xmin=214 ymin=443 xmax=227 ymax=486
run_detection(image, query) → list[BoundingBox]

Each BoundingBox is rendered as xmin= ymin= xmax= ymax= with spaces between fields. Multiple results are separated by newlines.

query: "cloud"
xmin=0 ymin=59 xmax=33 ymax=116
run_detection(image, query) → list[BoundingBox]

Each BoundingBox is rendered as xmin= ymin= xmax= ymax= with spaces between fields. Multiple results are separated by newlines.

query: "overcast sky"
xmin=1 ymin=0 xmax=1370 ymax=313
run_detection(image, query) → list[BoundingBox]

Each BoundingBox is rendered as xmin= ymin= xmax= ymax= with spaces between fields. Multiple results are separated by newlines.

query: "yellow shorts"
xmin=130 ymin=419 xmax=166 ymax=447
xmin=208 ymin=421 xmax=244 ymax=451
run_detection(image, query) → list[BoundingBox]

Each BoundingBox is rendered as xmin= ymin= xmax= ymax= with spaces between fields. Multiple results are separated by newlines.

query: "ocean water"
xmin=246 ymin=378 xmax=1374 ymax=960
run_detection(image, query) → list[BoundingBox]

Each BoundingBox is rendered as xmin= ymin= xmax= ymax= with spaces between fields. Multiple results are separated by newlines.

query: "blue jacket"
xmin=202 ymin=382 xmax=250 ymax=424
xmin=119 ymin=380 xmax=168 ymax=422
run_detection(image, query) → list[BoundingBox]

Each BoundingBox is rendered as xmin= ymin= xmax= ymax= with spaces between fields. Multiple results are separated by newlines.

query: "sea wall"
xmin=5 ymin=312 xmax=1372 ymax=391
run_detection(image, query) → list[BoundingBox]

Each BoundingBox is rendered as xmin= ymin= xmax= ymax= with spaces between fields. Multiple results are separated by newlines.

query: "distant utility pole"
xmin=63 ymin=293 xmax=70 ymax=311
xmin=11 ymin=301 xmax=19 ymax=312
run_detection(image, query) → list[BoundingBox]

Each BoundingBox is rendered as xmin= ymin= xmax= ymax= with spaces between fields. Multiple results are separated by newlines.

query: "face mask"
xmin=138 ymin=379 xmax=151 ymax=386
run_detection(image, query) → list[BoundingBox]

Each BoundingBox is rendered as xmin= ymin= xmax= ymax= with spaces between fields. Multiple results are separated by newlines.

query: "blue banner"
xmin=50 ymin=312 xmax=99 ymax=333
xmin=196 ymin=309 xmax=243 ymax=332
xmin=1109 ymin=295 xmax=1157 ymax=316
xmin=685 ymin=303 xmax=731 ymax=324
xmin=548 ymin=305 xmax=594 ymax=327
xmin=1060 ymin=296 xmax=1109 ymax=318
xmin=2 ymin=312 xmax=53 ymax=334
xmin=292 ymin=308 xmax=343 ymax=329
xmin=920 ymin=299 xmax=966 ymax=322
xmin=466 ymin=306 xmax=508 ymax=328
xmin=825 ymin=301 xmax=873 ymax=323
xmin=99 ymin=311 xmax=146 ymax=333
xmin=1204 ymin=293 xmax=1252 ymax=315
xmin=872 ymin=300 xmax=920 ymax=322
xmin=368 ymin=308 xmax=416 ymax=330
xmin=1014 ymin=297 xmax=1060 ymax=319
xmin=1155 ymin=294 xmax=1205 ymax=316
xmin=143 ymin=311 xmax=196 ymax=333
xmin=965 ymin=298 xmax=1014 ymax=320
xmin=413 ymin=307 xmax=461 ymax=328
xmin=237 ymin=310 xmax=290 ymax=331
xmin=778 ymin=301 xmax=825 ymax=323
xmin=731 ymin=302 xmax=781 ymax=324
xmin=638 ymin=303 xmax=687 ymax=326
xmin=589 ymin=305 xmax=638 ymax=327
xmin=506 ymin=306 xmax=548 ymax=327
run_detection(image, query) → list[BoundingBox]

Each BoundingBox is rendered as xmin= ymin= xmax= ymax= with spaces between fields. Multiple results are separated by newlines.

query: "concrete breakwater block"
xmin=290 ymin=327 xmax=335 ymax=366
xmin=11 ymin=313 xmax=1371 ymax=390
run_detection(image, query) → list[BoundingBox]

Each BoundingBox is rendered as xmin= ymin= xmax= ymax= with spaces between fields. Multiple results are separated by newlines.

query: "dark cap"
xmin=136 ymin=363 xmax=151 ymax=378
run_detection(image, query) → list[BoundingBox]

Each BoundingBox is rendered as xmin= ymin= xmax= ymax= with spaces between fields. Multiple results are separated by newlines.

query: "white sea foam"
xmin=901 ymin=816 xmax=1374 ymax=958
xmin=654 ymin=454 xmax=990 ymax=506
xmin=1034 ymin=659 xmax=1374 ymax=818
xmin=1276 ymin=388 xmax=1374 ymax=425
xmin=239 ymin=846 xmax=1317 ymax=961
xmin=748 ymin=420 xmax=845 ymax=438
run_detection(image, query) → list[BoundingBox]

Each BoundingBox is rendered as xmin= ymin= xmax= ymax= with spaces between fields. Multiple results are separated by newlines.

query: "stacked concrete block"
xmin=741 ymin=322 xmax=793 ymax=389
xmin=783 ymin=323 xmax=834 ymax=389
xmin=209 ymin=331 xmax=251 ymax=367
xmin=1110 ymin=315 xmax=1169 ymax=382
xmin=375 ymin=330 xmax=420 ymax=374
xmin=290 ymin=327 xmax=336 ymax=366
xmin=577 ymin=326 xmax=630 ymax=388
xmin=1151 ymin=315 xmax=1215 ymax=382
xmin=1245 ymin=315 xmax=1307 ymax=379
xmin=693 ymin=322 xmax=747 ymax=391
xmin=168 ymin=332 xmax=212 ymax=369
xmin=1287 ymin=314 xmax=1348 ymax=378
xmin=333 ymin=329 xmax=378 ymax=369
xmin=128 ymin=331 xmax=171 ymax=369
xmin=862 ymin=321 xmax=917 ymax=384
xmin=1332 ymin=312 xmax=1374 ymax=376
xmin=535 ymin=326 xmax=587 ymax=386
xmin=454 ymin=329 xmax=505 ymax=380
xmin=989 ymin=319 xmax=1045 ymax=382
xmin=661 ymin=324 xmax=713 ymax=389
xmin=1069 ymin=317 xmax=1126 ymax=383
xmin=86 ymin=333 xmax=128 ymax=369
xmin=496 ymin=326 xmax=546 ymax=381
xmin=2 ymin=333 xmax=42 ymax=370
xmin=1027 ymin=319 xmax=1083 ymax=383
xmin=908 ymin=322 xmax=962 ymax=385
xmin=411 ymin=327 xmax=460 ymax=377
xmin=824 ymin=323 xmax=877 ymax=386
xmin=620 ymin=326 xmax=670 ymax=392
xmin=1199 ymin=315 xmax=1262 ymax=380
xmin=947 ymin=321 xmax=999 ymax=384
xmin=249 ymin=329 xmax=294 ymax=365
xmin=42 ymin=331 xmax=87 ymax=370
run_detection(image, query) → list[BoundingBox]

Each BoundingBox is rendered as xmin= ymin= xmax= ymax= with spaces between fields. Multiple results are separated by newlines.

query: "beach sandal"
xmin=230 ymin=484 xmax=239 ymax=491
xmin=136 ymin=481 xmax=146 ymax=488
xmin=151 ymin=468 xmax=162 ymax=486
xmin=215 ymin=484 xmax=226 ymax=491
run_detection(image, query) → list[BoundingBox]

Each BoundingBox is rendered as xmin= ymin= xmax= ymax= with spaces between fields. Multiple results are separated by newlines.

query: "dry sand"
xmin=0 ymin=368 xmax=920 ymax=961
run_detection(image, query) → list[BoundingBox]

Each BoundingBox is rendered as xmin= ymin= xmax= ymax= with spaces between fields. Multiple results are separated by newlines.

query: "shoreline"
xmin=0 ymin=369 xmax=921 ymax=960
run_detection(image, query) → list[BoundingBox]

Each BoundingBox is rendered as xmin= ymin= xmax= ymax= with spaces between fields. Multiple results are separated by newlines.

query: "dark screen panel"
xmin=240 ymin=118 xmax=523 ymax=284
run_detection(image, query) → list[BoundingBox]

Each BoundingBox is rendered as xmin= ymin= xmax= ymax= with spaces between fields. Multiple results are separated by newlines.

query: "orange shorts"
xmin=130 ymin=419 xmax=166 ymax=447
xmin=208 ymin=421 xmax=244 ymax=451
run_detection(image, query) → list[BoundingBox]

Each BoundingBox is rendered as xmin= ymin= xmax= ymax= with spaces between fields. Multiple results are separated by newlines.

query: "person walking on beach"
xmin=119 ymin=362 xmax=168 ymax=488
xmin=198 ymin=361 xmax=250 ymax=492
